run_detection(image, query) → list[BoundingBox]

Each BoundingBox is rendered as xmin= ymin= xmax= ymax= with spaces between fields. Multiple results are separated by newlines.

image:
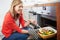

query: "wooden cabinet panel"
xmin=56 ymin=2 xmax=60 ymax=40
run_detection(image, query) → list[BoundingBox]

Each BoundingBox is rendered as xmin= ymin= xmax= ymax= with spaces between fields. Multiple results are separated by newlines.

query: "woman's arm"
xmin=21 ymin=29 xmax=28 ymax=34
xmin=24 ymin=19 xmax=37 ymax=27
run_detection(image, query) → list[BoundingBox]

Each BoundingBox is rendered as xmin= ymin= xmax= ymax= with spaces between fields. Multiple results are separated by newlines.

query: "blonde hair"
xmin=10 ymin=0 xmax=22 ymax=19
xmin=9 ymin=0 xmax=22 ymax=19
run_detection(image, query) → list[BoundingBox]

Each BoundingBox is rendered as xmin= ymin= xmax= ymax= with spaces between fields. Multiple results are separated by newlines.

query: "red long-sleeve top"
xmin=1 ymin=11 xmax=25 ymax=38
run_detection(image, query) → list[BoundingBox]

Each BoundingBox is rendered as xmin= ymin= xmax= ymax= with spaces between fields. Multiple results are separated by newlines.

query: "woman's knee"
xmin=12 ymin=33 xmax=29 ymax=39
xmin=17 ymin=33 xmax=29 ymax=39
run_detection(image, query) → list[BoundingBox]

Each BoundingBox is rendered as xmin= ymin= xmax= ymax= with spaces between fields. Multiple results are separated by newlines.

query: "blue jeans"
xmin=2 ymin=27 xmax=31 ymax=40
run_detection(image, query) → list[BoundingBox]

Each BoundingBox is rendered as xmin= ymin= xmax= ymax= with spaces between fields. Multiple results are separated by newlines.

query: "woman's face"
xmin=14 ymin=3 xmax=23 ymax=14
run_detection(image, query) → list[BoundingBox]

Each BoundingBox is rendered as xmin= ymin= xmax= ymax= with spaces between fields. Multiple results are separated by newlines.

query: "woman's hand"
xmin=24 ymin=20 xmax=31 ymax=27
xmin=24 ymin=19 xmax=37 ymax=27
xmin=29 ymin=19 xmax=37 ymax=25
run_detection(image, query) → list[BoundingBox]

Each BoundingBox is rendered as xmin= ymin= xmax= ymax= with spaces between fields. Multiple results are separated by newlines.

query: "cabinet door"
xmin=56 ymin=2 xmax=60 ymax=40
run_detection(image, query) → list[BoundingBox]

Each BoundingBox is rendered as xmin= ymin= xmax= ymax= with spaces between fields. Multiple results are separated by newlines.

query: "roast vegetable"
xmin=40 ymin=29 xmax=55 ymax=35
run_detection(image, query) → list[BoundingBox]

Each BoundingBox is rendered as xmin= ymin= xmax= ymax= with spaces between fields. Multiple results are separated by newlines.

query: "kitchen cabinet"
xmin=56 ymin=2 xmax=60 ymax=40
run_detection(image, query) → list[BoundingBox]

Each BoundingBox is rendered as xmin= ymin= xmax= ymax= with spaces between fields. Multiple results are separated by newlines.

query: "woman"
xmin=1 ymin=0 xmax=37 ymax=40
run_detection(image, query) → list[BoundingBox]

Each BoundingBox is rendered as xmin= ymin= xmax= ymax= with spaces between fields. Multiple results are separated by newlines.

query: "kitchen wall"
xmin=0 ymin=0 xmax=12 ymax=39
xmin=22 ymin=0 xmax=59 ymax=6
xmin=0 ymin=0 xmax=12 ymax=35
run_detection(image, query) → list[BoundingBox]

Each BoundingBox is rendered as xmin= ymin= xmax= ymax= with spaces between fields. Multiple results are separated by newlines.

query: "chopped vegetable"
xmin=40 ymin=29 xmax=54 ymax=35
